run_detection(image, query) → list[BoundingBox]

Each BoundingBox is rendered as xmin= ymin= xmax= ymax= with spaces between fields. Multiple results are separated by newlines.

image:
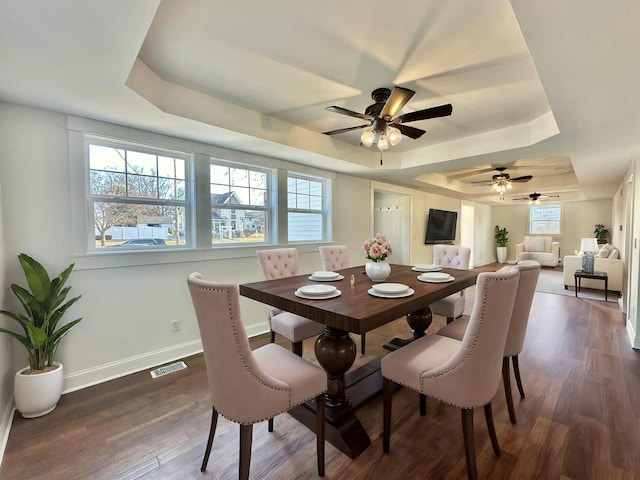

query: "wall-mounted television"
xmin=424 ymin=209 xmax=458 ymax=244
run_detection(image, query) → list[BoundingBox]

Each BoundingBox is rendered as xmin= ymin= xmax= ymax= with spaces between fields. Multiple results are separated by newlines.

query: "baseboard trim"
xmin=626 ymin=320 xmax=639 ymax=349
xmin=62 ymin=320 xmax=270 ymax=393
xmin=63 ymin=339 xmax=204 ymax=393
xmin=0 ymin=397 xmax=15 ymax=468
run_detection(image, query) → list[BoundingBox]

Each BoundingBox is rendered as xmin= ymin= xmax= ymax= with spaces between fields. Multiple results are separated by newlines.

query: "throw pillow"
xmin=524 ymin=236 xmax=546 ymax=252
xmin=608 ymin=248 xmax=619 ymax=259
xmin=596 ymin=244 xmax=611 ymax=258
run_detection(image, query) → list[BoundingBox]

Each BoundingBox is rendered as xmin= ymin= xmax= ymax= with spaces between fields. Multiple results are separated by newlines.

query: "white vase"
xmin=14 ymin=362 xmax=64 ymax=418
xmin=365 ymin=260 xmax=391 ymax=282
xmin=497 ymin=246 xmax=507 ymax=264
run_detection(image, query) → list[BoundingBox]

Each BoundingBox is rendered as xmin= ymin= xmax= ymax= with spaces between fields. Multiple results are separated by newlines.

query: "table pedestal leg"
xmin=288 ymin=326 xmax=371 ymax=458
xmin=383 ymin=307 xmax=433 ymax=351
xmin=314 ymin=327 xmax=357 ymax=408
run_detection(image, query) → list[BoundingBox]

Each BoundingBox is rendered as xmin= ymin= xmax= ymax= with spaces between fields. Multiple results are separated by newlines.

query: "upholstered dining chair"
xmin=318 ymin=244 xmax=372 ymax=354
xmin=382 ymin=269 xmax=520 ymax=480
xmin=187 ymin=273 xmax=327 ymax=479
xmin=437 ymin=260 xmax=541 ymax=424
xmin=318 ymin=245 xmax=350 ymax=271
xmin=257 ymin=248 xmax=325 ymax=356
xmin=430 ymin=244 xmax=471 ymax=323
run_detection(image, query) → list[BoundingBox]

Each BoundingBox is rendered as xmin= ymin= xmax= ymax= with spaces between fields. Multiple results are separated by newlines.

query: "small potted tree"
xmin=0 ymin=254 xmax=82 ymax=418
xmin=495 ymin=225 xmax=509 ymax=263
xmin=594 ymin=224 xmax=610 ymax=246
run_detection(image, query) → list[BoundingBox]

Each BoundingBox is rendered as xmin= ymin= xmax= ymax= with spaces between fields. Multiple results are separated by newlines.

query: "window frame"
xmin=86 ymin=136 xmax=194 ymax=252
xmin=286 ymin=172 xmax=330 ymax=243
xmin=528 ymin=203 xmax=562 ymax=235
xmin=209 ymin=159 xmax=273 ymax=247
xmin=67 ymin=116 xmax=335 ymax=270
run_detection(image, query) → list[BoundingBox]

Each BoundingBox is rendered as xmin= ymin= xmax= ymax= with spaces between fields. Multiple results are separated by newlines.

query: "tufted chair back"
xmin=433 ymin=245 xmax=471 ymax=270
xmin=256 ymin=248 xmax=300 ymax=279
xmin=504 ymin=260 xmax=540 ymax=357
xmin=187 ymin=273 xmax=291 ymax=424
xmin=318 ymin=245 xmax=349 ymax=271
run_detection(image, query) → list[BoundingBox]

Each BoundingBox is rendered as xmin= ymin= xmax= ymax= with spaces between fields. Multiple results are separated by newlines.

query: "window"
xmin=529 ymin=204 xmax=561 ymax=235
xmin=210 ymin=163 xmax=269 ymax=245
xmin=88 ymin=140 xmax=191 ymax=249
xmin=287 ymin=174 xmax=326 ymax=241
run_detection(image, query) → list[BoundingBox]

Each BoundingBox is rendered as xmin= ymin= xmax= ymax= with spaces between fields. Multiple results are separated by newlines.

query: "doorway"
xmin=373 ymin=190 xmax=411 ymax=265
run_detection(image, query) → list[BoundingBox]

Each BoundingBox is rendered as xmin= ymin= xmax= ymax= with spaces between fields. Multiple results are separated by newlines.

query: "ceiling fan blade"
xmin=471 ymin=181 xmax=496 ymax=186
xmin=510 ymin=175 xmax=533 ymax=182
xmin=323 ymin=124 xmax=370 ymax=136
xmin=393 ymin=123 xmax=425 ymax=139
xmin=541 ymin=195 xmax=560 ymax=199
xmin=513 ymin=196 xmax=531 ymax=201
xmin=380 ymin=87 xmax=415 ymax=120
xmin=325 ymin=106 xmax=373 ymax=121
xmin=394 ymin=103 xmax=453 ymax=124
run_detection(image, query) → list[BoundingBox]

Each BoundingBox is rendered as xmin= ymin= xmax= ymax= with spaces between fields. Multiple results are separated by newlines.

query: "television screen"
xmin=424 ymin=209 xmax=458 ymax=244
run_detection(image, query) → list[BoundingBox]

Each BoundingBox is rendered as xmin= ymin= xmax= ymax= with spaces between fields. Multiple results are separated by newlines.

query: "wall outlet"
xmin=171 ymin=319 xmax=181 ymax=333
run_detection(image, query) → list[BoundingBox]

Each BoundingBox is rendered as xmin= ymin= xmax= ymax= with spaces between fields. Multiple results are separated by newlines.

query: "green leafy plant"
xmin=594 ymin=224 xmax=610 ymax=244
xmin=0 ymin=254 xmax=82 ymax=373
xmin=494 ymin=225 xmax=509 ymax=247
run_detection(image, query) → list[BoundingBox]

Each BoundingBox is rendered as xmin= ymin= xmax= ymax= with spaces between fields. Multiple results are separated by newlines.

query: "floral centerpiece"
xmin=363 ymin=233 xmax=392 ymax=281
xmin=363 ymin=233 xmax=392 ymax=262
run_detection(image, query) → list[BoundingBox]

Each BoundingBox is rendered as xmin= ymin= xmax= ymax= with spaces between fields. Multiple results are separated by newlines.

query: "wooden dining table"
xmin=240 ymin=264 xmax=478 ymax=458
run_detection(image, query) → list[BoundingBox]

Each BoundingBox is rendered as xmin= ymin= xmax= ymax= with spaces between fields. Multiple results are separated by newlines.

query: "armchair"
xmin=515 ymin=236 xmax=560 ymax=267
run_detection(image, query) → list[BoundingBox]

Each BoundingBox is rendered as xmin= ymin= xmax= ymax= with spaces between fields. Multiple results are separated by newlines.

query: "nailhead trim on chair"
xmin=390 ymin=275 xmax=512 ymax=410
xmin=200 ymin=284 xmax=303 ymax=424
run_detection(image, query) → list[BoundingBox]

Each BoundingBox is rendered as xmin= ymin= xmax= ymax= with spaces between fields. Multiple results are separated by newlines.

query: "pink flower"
xmin=363 ymin=233 xmax=392 ymax=261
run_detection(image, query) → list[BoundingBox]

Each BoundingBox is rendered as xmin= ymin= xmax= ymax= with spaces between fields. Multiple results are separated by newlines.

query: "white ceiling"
xmin=1 ymin=0 xmax=639 ymax=205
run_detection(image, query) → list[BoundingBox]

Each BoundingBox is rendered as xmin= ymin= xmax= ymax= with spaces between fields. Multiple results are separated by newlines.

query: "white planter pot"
xmin=365 ymin=261 xmax=391 ymax=282
xmin=497 ymin=246 xmax=507 ymax=264
xmin=14 ymin=362 xmax=64 ymax=418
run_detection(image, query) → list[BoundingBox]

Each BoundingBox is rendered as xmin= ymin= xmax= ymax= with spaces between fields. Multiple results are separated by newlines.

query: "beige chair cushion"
xmin=382 ymin=269 xmax=520 ymax=408
xmin=271 ymin=311 xmax=325 ymax=342
xmin=524 ymin=236 xmax=547 ymax=253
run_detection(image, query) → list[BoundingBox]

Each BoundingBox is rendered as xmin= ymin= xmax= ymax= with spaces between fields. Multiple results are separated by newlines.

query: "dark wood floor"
xmin=2 ymin=269 xmax=639 ymax=479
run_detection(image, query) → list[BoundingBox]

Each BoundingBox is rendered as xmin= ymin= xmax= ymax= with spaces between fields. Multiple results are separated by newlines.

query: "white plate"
xmin=311 ymin=271 xmax=340 ymax=280
xmin=297 ymin=284 xmax=337 ymax=296
xmin=371 ymin=283 xmax=410 ymax=294
xmin=368 ymin=288 xmax=415 ymax=298
xmin=419 ymin=272 xmax=451 ymax=281
xmin=412 ymin=265 xmax=442 ymax=272
xmin=295 ymin=289 xmax=342 ymax=300
xmin=417 ymin=275 xmax=455 ymax=283
xmin=308 ymin=274 xmax=345 ymax=282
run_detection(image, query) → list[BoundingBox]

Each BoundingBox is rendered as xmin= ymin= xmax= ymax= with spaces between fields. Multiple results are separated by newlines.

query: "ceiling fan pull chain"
xmin=380 ymin=151 xmax=383 ymax=166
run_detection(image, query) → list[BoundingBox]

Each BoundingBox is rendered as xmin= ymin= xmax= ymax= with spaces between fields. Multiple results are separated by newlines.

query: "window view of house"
xmin=210 ymin=163 xmax=269 ymax=244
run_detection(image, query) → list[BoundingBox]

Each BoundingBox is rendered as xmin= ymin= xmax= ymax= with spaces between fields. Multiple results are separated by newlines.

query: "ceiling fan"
xmin=514 ymin=192 xmax=560 ymax=204
xmin=322 ymin=87 xmax=453 ymax=150
xmin=471 ymin=167 xmax=533 ymax=199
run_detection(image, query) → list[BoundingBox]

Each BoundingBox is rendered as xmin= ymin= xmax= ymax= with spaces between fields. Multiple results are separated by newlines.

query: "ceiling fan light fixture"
xmin=388 ymin=127 xmax=402 ymax=146
xmin=360 ymin=129 xmax=375 ymax=147
xmin=377 ymin=135 xmax=389 ymax=150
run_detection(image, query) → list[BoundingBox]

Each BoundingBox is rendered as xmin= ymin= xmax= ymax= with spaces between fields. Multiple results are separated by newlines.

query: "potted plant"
xmin=0 ymin=254 xmax=82 ymax=418
xmin=594 ymin=224 xmax=610 ymax=245
xmin=494 ymin=225 xmax=509 ymax=263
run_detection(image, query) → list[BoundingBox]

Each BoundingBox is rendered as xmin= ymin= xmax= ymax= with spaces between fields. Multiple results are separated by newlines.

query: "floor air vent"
xmin=150 ymin=361 xmax=187 ymax=378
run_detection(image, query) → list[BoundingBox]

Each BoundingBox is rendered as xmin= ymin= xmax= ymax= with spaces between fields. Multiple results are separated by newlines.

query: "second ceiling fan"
xmin=323 ymin=86 xmax=453 ymax=150
xmin=514 ymin=192 xmax=560 ymax=204
xmin=471 ymin=167 xmax=533 ymax=200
